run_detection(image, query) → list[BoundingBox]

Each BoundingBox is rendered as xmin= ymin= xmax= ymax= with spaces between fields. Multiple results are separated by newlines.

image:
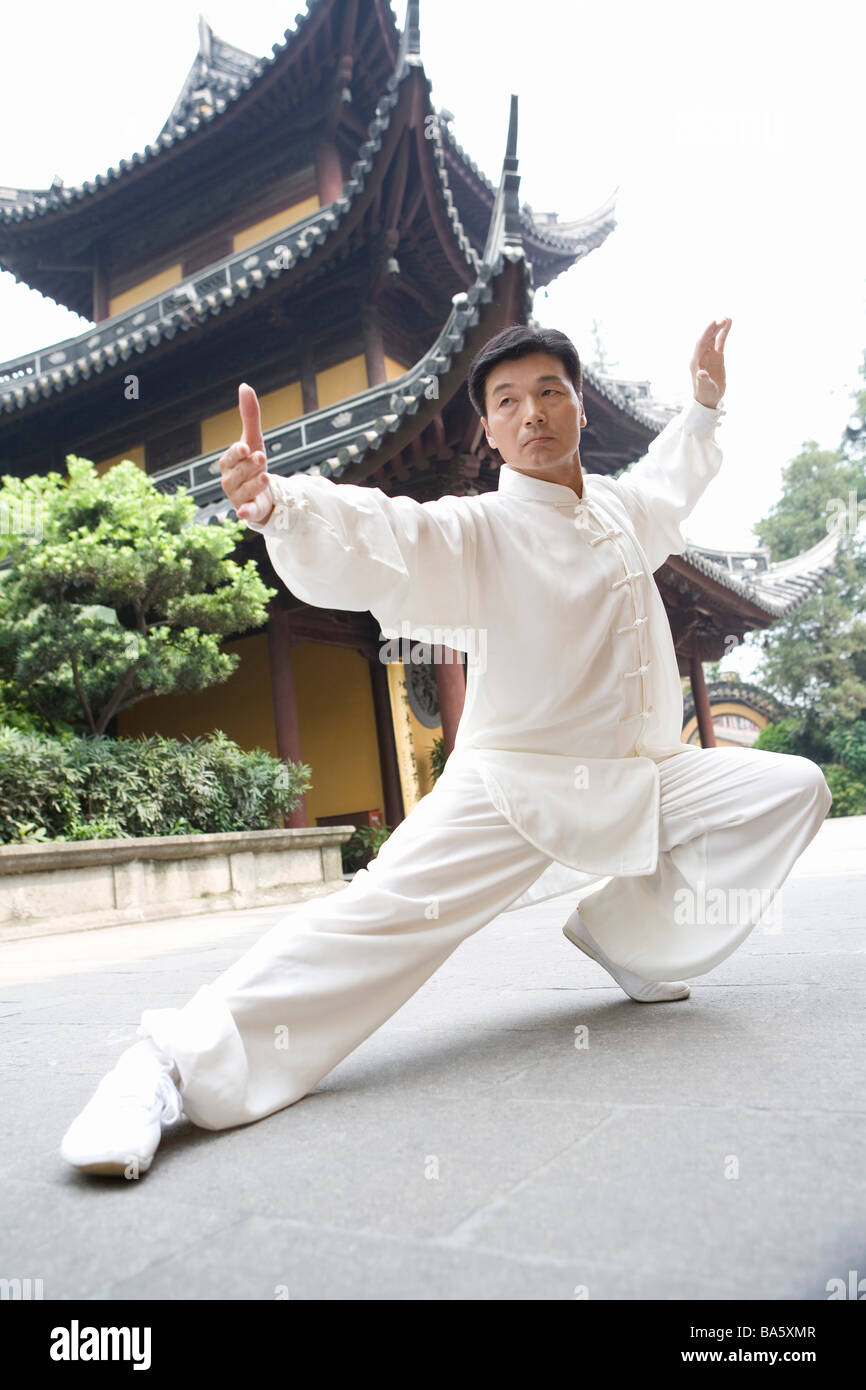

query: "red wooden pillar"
xmin=369 ymin=656 xmax=404 ymax=828
xmin=92 ymin=255 xmax=109 ymax=322
xmin=689 ymin=650 xmax=717 ymax=748
xmin=434 ymin=651 xmax=466 ymax=757
xmin=315 ymin=138 xmax=344 ymax=204
xmin=267 ymin=600 xmax=310 ymax=827
xmin=361 ymin=303 xmax=387 ymax=388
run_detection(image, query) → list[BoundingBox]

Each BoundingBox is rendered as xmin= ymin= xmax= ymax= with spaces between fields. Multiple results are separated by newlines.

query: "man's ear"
xmin=578 ymin=392 xmax=587 ymax=427
xmin=480 ymin=415 xmax=495 ymax=449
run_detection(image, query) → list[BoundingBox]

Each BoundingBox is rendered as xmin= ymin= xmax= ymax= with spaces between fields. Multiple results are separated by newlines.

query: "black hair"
xmin=467 ymin=324 xmax=582 ymax=416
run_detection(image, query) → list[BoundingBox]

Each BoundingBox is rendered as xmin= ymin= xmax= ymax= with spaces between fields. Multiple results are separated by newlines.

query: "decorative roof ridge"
xmin=762 ymin=521 xmax=844 ymax=577
xmin=582 ymin=362 xmax=679 ymax=432
xmin=482 ymin=95 xmax=525 ymax=267
xmin=677 ymin=520 xmax=844 ymax=617
xmin=389 ymin=0 xmax=421 ymax=88
xmin=438 ymin=116 xmax=617 ymax=252
xmin=394 ymin=0 xmax=478 ymax=276
xmin=525 ymin=187 xmax=619 ymax=249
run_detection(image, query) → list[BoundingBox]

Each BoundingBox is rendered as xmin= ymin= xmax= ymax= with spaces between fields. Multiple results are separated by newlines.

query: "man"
xmin=60 ymin=319 xmax=832 ymax=1176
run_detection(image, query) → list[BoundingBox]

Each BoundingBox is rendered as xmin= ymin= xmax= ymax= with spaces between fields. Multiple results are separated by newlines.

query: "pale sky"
xmin=2 ymin=0 xmax=864 ymax=582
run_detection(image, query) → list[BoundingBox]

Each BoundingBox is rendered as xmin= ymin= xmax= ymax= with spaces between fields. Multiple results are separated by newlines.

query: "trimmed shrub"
xmin=0 ymin=728 xmax=310 ymax=843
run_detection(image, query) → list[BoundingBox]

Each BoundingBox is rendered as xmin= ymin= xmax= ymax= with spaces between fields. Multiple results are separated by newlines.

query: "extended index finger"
xmin=238 ymin=382 xmax=265 ymax=454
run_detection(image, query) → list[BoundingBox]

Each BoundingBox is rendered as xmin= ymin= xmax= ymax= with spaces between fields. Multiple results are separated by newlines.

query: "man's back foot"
xmin=60 ymin=1039 xmax=183 ymax=1178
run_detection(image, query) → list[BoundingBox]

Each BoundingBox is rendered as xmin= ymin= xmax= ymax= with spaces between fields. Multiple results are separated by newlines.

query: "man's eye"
xmin=498 ymin=396 xmax=513 ymax=405
xmin=543 ymin=388 xmax=558 ymax=396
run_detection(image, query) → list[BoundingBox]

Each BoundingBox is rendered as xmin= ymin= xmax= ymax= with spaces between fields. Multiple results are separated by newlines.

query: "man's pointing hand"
xmin=691 ymin=318 xmax=732 ymax=408
xmin=218 ymin=383 xmax=274 ymax=525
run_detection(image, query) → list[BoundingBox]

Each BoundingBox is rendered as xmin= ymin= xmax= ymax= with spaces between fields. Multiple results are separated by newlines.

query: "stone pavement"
xmin=1 ymin=817 xmax=864 ymax=1301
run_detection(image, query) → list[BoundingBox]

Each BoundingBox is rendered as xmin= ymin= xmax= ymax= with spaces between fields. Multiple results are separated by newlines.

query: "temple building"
xmin=0 ymin=1 xmax=842 ymax=833
xmin=682 ymin=675 xmax=790 ymax=749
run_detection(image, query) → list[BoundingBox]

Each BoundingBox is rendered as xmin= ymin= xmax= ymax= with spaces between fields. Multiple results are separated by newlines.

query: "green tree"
xmin=0 ymin=457 xmax=276 ymax=735
xmin=748 ymin=351 xmax=866 ymax=737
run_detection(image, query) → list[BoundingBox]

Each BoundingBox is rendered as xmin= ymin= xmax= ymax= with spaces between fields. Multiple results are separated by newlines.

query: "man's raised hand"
xmin=218 ymin=383 xmax=274 ymax=524
xmin=690 ymin=318 xmax=732 ymax=408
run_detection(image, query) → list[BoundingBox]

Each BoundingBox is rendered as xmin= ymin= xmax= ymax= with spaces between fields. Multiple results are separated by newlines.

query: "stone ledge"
xmin=0 ymin=825 xmax=355 ymax=874
xmin=0 ymin=825 xmax=358 ymax=942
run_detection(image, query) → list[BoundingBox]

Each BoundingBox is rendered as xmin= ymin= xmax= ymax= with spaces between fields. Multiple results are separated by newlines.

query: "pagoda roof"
xmin=0 ymin=0 xmax=611 ymax=310
xmin=0 ymin=1 xmax=403 ymax=313
xmin=0 ymin=31 xmax=480 ymax=418
xmin=0 ymin=2 xmax=399 ymax=221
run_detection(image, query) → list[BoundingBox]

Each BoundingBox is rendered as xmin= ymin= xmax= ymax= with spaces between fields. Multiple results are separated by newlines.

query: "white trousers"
xmin=137 ymin=746 xmax=831 ymax=1131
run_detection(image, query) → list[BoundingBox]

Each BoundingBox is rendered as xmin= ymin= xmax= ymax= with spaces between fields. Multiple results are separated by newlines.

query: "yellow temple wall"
xmin=115 ymin=636 xmax=386 ymax=825
xmin=116 ymin=633 xmax=276 ymax=752
xmin=384 ymin=356 xmax=409 ymax=381
xmin=90 ymin=356 xmax=398 ymax=479
xmin=316 ymin=355 xmax=368 ymax=408
xmin=108 ymin=265 xmax=184 ymax=318
xmin=95 ymin=445 xmax=146 ymax=475
xmin=232 ymin=196 xmax=320 ymax=252
xmin=290 ymin=643 xmax=385 ymax=824
xmin=104 ymin=194 xmax=320 ymax=319
xmin=201 ymin=382 xmax=304 ymax=454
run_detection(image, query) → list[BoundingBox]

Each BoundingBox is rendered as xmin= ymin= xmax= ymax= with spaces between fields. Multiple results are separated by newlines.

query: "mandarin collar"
xmin=497 ymin=463 xmax=586 ymax=505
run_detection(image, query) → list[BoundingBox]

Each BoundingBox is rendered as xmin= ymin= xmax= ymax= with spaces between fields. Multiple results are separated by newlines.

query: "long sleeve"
xmin=612 ymin=397 xmax=725 ymax=572
xmin=243 ymin=470 xmax=477 ymax=639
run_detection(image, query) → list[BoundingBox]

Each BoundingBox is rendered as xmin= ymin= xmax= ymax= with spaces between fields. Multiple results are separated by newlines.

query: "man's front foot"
xmin=563 ymin=908 xmax=690 ymax=1002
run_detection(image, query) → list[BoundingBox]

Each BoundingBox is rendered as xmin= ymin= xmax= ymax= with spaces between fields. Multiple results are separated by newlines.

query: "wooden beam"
xmin=383 ymin=130 xmax=411 ymax=232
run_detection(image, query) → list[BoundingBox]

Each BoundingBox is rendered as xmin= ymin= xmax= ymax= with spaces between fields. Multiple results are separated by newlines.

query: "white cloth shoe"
xmin=563 ymin=907 xmax=691 ymax=1002
xmin=60 ymin=1039 xmax=183 ymax=1176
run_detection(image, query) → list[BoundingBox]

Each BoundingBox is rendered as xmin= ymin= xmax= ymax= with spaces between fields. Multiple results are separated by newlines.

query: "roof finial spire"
xmin=483 ymin=94 xmax=523 ymax=263
xmin=197 ymin=14 xmax=213 ymax=64
xmin=394 ymin=1 xmax=422 ymax=80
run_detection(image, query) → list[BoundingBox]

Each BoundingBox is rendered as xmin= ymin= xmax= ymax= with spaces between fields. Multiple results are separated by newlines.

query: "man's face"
xmin=480 ymin=351 xmax=586 ymax=477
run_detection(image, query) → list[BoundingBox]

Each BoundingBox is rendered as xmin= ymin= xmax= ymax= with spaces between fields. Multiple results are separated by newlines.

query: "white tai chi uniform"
xmin=136 ymin=398 xmax=832 ymax=1129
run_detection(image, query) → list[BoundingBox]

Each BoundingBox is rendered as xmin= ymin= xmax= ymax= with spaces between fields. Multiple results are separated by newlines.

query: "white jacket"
xmin=245 ymin=396 xmax=726 ymax=881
